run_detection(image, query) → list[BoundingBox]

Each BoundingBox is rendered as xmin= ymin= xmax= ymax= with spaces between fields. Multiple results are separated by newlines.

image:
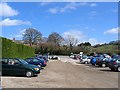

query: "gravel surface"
xmin=1 ymin=56 xmax=118 ymax=88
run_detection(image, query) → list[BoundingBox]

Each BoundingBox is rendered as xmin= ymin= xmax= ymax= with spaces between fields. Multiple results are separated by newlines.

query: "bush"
xmin=1 ymin=37 xmax=35 ymax=59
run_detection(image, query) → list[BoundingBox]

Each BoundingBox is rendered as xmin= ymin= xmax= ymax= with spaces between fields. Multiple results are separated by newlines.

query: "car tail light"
xmin=97 ymin=60 xmax=100 ymax=62
xmin=44 ymin=61 xmax=46 ymax=65
xmin=114 ymin=61 xmax=117 ymax=65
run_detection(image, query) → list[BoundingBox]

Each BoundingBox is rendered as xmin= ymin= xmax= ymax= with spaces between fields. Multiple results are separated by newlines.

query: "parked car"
xmin=1 ymin=58 xmax=40 ymax=77
xmin=73 ymin=54 xmax=80 ymax=60
xmin=25 ymin=58 xmax=42 ymax=69
xmin=43 ymin=54 xmax=49 ymax=62
xmin=108 ymin=57 xmax=120 ymax=72
xmin=96 ymin=55 xmax=105 ymax=67
xmin=90 ymin=56 xmax=98 ymax=65
xmin=80 ymin=55 xmax=91 ymax=64
xmin=25 ymin=58 xmax=46 ymax=67
xmin=36 ymin=55 xmax=49 ymax=62
xmin=69 ymin=54 xmax=74 ymax=58
xmin=96 ymin=54 xmax=112 ymax=67
xmin=50 ymin=55 xmax=60 ymax=60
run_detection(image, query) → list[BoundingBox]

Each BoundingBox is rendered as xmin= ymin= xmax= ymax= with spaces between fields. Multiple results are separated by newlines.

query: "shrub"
xmin=1 ymin=37 xmax=35 ymax=59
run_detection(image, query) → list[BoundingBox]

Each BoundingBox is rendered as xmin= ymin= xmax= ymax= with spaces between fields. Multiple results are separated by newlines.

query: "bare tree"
xmin=64 ymin=34 xmax=78 ymax=50
xmin=47 ymin=32 xmax=63 ymax=46
xmin=23 ymin=28 xmax=42 ymax=46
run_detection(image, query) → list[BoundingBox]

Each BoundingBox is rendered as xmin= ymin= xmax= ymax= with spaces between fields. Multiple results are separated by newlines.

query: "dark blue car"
xmin=36 ymin=55 xmax=49 ymax=62
xmin=90 ymin=56 xmax=98 ymax=65
xmin=90 ymin=55 xmax=103 ymax=65
xmin=25 ymin=58 xmax=46 ymax=68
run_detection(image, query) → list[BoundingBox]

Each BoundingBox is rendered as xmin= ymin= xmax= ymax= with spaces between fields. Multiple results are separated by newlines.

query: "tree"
xmin=78 ymin=42 xmax=91 ymax=47
xmin=78 ymin=42 xmax=92 ymax=54
xmin=64 ymin=34 xmax=78 ymax=50
xmin=23 ymin=28 xmax=42 ymax=46
xmin=47 ymin=32 xmax=63 ymax=46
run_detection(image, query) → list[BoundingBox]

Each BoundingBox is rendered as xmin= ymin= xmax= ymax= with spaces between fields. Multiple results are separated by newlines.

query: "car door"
xmin=1 ymin=58 xmax=9 ymax=75
xmin=7 ymin=58 xmax=26 ymax=75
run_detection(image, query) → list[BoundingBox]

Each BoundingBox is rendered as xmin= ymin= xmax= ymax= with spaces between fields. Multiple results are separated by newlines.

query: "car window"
xmin=33 ymin=59 xmax=38 ymax=62
xmin=8 ymin=59 xmax=15 ymax=65
xmin=14 ymin=59 xmax=21 ymax=65
xmin=26 ymin=59 xmax=30 ymax=62
xmin=118 ymin=59 xmax=120 ymax=62
xmin=1 ymin=59 xmax=8 ymax=64
xmin=8 ymin=59 xmax=20 ymax=65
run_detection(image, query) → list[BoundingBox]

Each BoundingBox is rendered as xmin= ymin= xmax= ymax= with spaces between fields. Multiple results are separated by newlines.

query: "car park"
xmin=1 ymin=58 xmax=40 ymax=77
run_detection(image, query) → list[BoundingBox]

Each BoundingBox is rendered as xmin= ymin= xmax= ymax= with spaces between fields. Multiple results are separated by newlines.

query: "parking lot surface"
xmin=2 ymin=56 xmax=118 ymax=88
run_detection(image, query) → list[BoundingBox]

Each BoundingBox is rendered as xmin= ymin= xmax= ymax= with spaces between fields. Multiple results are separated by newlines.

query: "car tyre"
xmin=102 ymin=63 xmax=106 ymax=68
xmin=84 ymin=61 xmax=88 ymax=64
xmin=117 ymin=67 xmax=120 ymax=72
xmin=26 ymin=70 xmax=33 ymax=77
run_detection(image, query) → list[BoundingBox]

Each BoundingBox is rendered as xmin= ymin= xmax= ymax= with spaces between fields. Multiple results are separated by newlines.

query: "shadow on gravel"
xmin=100 ymin=69 xmax=116 ymax=72
xmin=2 ymin=74 xmax=38 ymax=77
xmin=86 ymin=64 xmax=99 ymax=68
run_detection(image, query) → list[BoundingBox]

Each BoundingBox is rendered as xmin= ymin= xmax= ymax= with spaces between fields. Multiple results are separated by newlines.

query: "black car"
xmin=108 ymin=58 xmax=120 ymax=72
xmin=1 ymin=58 xmax=40 ymax=77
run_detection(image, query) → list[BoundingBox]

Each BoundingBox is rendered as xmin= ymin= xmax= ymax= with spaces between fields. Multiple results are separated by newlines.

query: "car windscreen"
xmin=111 ymin=58 xmax=118 ymax=61
xmin=33 ymin=59 xmax=39 ymax=62
xmin=38 ymin=58 xmax=44 ymax=61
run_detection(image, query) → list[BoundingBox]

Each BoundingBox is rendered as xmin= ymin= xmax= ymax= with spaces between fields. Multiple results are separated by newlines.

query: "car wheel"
xmin=117 ymin=67 xmax=120 ymax=72
xmin=26 ymin=70 xmax=33 ymax=77
xmin=92 ymin=63 xmax=95 ymax=65
xmin=102 ymin=63 xmax=106 ymax=68
xmin=84 ymin=61 xmax=88 ymax=64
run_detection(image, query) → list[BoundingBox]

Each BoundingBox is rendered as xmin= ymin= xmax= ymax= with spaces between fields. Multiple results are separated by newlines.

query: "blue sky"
xmin=0 ymin=2 xmax=118 ymax=45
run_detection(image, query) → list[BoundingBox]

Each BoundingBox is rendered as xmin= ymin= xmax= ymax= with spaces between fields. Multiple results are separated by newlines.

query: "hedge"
xmin=1 ymin=37 xmax=35 ymax=59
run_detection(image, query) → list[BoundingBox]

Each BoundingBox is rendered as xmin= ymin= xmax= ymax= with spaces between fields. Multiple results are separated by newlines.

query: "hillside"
xmin=92 ymin=44 xmax=119 ymax=55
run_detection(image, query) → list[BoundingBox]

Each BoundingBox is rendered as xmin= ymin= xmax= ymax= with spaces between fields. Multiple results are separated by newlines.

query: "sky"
xmin=0 ymin=2 xmax=118 ymax=45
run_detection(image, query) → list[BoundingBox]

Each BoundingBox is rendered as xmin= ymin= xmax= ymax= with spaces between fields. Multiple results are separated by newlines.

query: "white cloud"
xmin=62 ymin=30 xmax=106 ymax=46
xmin=62 ymin=30 xmax=86 ymax=45
xmin=9 ymin=29 xmax=26 ymax=39
xmin=63 ymin=30 xmax=85 ymax=40
xmin=14 ymin=34 xmax=23 ymax=38
xmin=60 ymin=3 xmax=77 ymax=13
xmin=88 ymin=11 xmax=97 ymax=19
xmin=112 ymin=9 xmax=118 ymax=13
xmin=19 ymin=29 xmax=26 ymax=35
xmin=0 ymin=18 xmax=31 ymax=26
xmin=48 ymin=2 xmax=97 ymax=14
xmin=104 ymin=27 xmax=119 ymax=34
xmin=90 ymin=3 xmax=97 ymax=7
xmin=90 ymin=11 xmax=97 ymax=16
xmin=15 ymin=29 xmax=26 ymax=38
xmin=48 ymin=8 xmax=58 ymax=14
xmin=40 ymin=2 xmax=52 ymax=6
xmin=87 ymin=38 xmax=106 ymax=46
xmin=88 ymin=38 xmax=98 ymax=45
xmin=0 ymin=3 xmax=19 ymax=17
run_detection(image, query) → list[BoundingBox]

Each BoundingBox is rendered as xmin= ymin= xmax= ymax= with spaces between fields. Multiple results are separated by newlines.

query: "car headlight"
xmin=34 ymin=68 xmax=39 ymax=71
